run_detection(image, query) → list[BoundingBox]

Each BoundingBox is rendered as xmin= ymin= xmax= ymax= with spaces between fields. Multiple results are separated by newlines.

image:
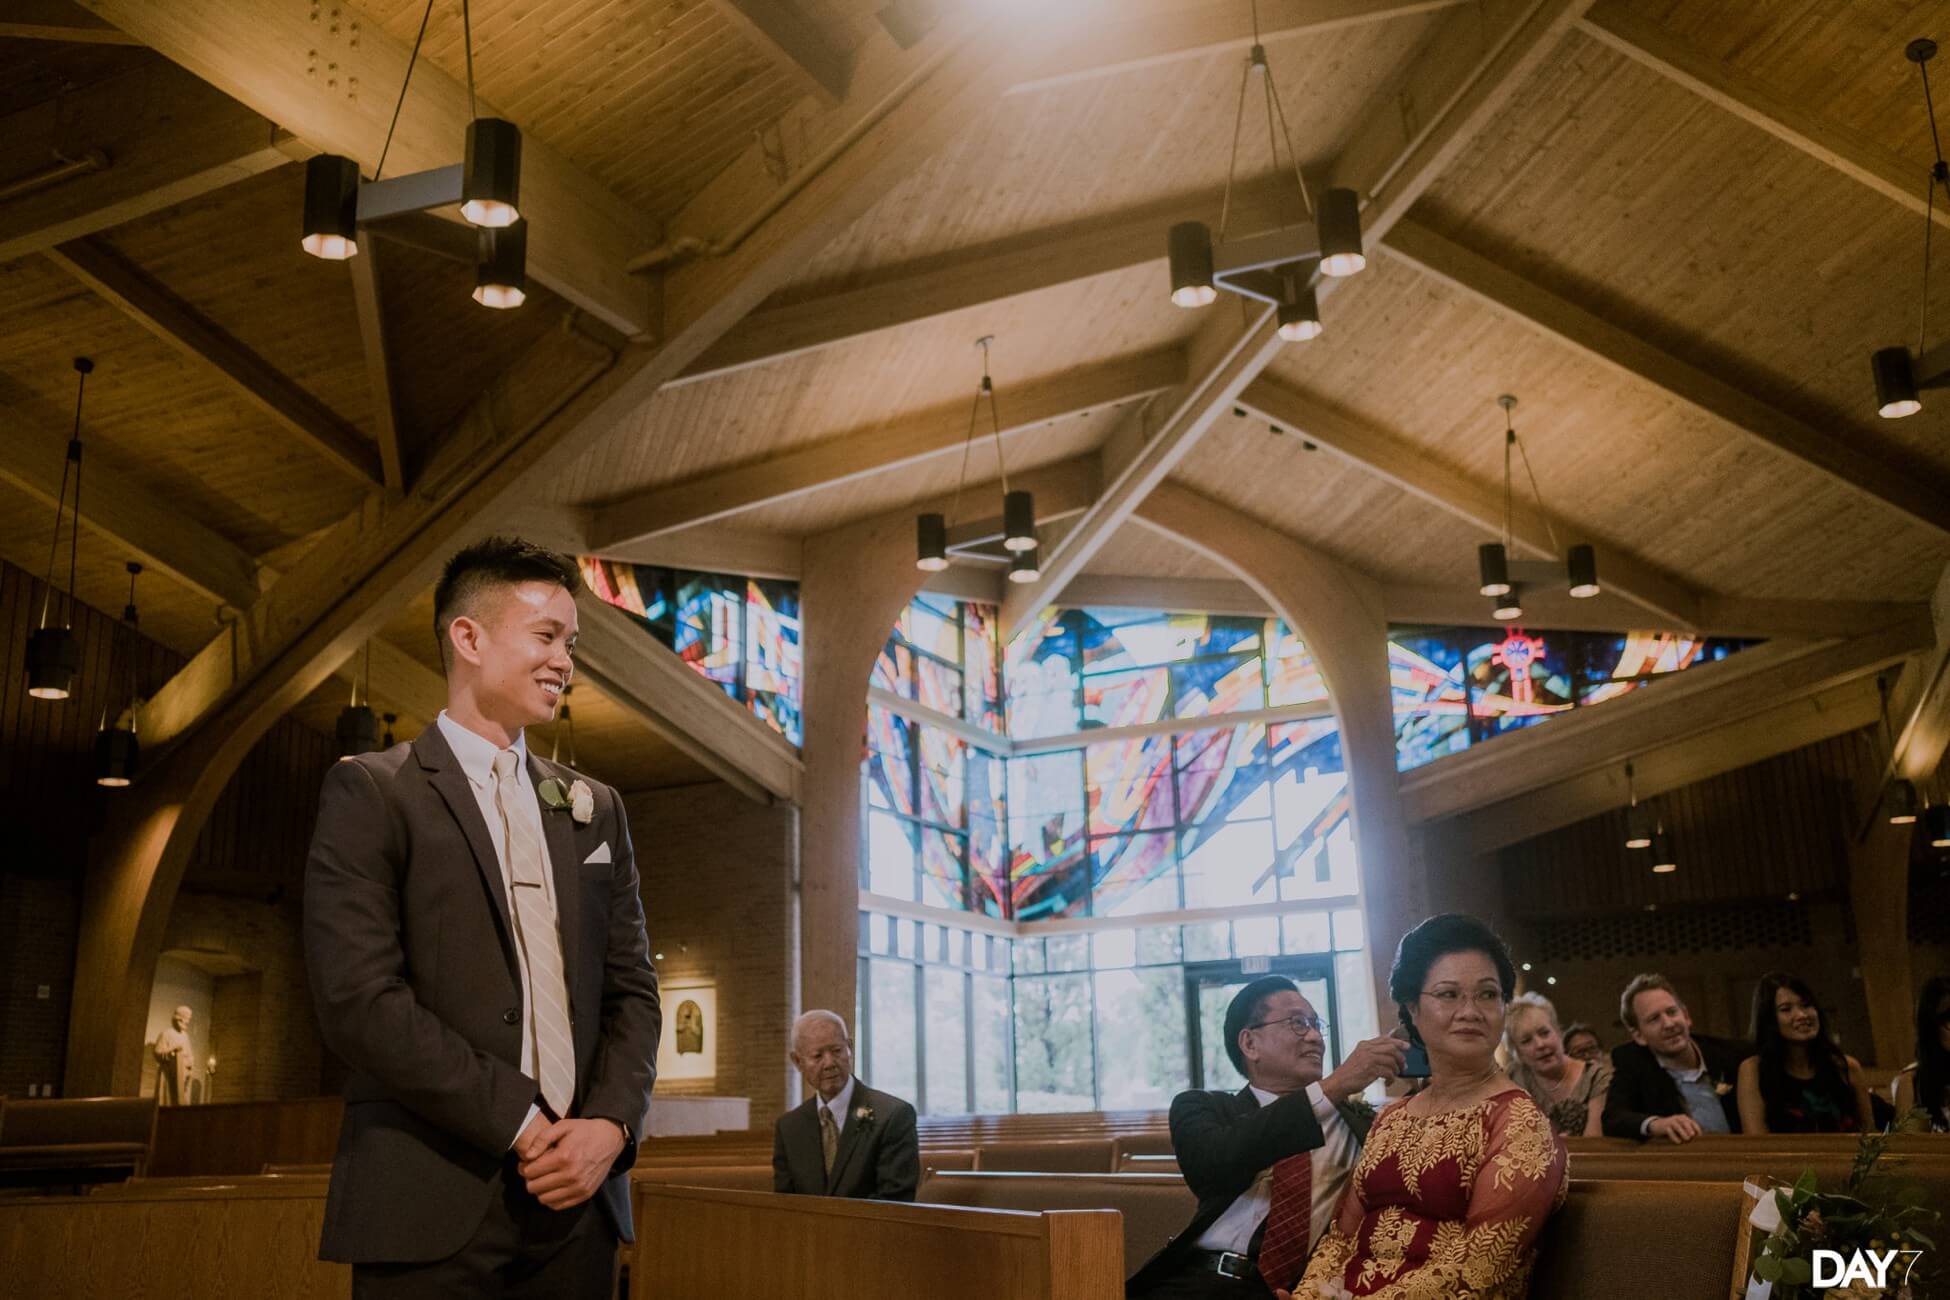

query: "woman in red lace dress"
xmin=1288 ymin=914 xmax=1568 ymax=1300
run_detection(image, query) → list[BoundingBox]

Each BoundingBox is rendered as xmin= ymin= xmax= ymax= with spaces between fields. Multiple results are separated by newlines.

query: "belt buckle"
xmin=1214 ymin=1251 xmax=1252 ymax=1280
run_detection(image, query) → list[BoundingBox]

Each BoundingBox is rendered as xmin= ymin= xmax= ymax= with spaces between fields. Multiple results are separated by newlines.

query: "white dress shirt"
xmin=817 ymin=1076 xmax=859 ymax=1141
xmin=436 ymin=712 xmax=562 ymax=1145
xmin=1195 ymin=1083 xmax=1359 ymax=1255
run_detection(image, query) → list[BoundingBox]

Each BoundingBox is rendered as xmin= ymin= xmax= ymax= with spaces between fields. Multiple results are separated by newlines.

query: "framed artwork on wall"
xmin=658 ymin=982 xmax=718 ymax=1081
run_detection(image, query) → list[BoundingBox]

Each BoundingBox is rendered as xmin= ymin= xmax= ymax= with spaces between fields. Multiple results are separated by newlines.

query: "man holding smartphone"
xmin=1125 ymin=976 xmax=1406 ymax=1299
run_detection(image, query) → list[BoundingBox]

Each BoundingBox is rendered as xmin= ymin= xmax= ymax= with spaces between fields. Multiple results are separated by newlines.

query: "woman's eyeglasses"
xmin=1421 ymin=987 xmax=1505 ymax=1011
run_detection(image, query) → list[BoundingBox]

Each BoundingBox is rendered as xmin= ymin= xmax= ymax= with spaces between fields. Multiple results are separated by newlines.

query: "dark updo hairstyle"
xmin=1388 ymin=913 xmax=1517 ymax=1046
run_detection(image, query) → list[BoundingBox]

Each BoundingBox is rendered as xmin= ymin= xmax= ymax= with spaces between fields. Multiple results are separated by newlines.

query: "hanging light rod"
xmin=1871 ymin=38 xmax=1950 ymax=417
xmin=300 ymin=0 xmax=525 ymax=308
xmin=1165 ymin=1 xmax=1363 ymax=337
xmin=1474 ymin=394 xmax=1598 ymax=618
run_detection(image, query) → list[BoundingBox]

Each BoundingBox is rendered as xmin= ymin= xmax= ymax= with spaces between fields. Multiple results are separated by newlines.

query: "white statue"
xmin=152 ymin=1005 xmax=195 ymax=1106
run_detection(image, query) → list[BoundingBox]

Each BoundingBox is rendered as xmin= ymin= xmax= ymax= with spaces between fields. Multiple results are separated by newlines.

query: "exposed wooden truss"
xmin=345 ymin=238 xmax=406 ymax=496
xmin=708 ymin=0 xmax=851 ymax=104
xmin=0 ymin=0 xmax=139 ymax=43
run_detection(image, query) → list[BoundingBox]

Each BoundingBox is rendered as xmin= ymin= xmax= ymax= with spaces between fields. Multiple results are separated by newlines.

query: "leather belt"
xmin=1189 ymin=1249 xmax=1255 ymax=1280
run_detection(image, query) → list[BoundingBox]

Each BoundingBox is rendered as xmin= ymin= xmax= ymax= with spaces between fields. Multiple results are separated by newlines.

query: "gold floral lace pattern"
xmin=1487 ymin=1100 xmax=1556 ymax=1192
xmin=1354 ymin=1098 xmax=1487 ymax=1199
xmin=1354 ymin=1207 xmax=1419 ymax=1287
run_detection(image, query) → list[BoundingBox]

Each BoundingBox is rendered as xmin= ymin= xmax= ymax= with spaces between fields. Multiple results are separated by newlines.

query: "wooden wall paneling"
xmin=148 ymin=1096 xmax=344 ymax=1177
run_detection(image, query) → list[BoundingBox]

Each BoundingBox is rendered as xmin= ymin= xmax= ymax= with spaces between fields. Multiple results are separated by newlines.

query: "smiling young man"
xmin=1602 ymin=972 xmax=1746 ymax=1143
xmin=303 ymin=537 xmax=661 ymax=1297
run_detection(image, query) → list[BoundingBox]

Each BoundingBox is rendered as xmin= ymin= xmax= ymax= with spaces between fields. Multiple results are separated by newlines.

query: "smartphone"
xmin=1400 ymin=1041 xmax=1432 ymax=1078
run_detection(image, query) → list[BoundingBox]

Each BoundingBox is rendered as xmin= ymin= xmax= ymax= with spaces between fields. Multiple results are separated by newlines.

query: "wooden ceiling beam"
xmin=1237 ymin=375 xmax=1704 ymax=627
xmin=1885 ymin=562 xmax=1950 ymax=786
xmin=1399 ymin=615 xmax=1933 ymax=825
xmin=589 ymin=526 xmax=804 ymax=581
xmin=0 ymin=61 xmax=301 ymax=263
xmin=0 ymin=0 xmax=139 ymax=44
xmin=0 ymin=427 xmax=261 ymax=612
xmin=675 ymin=183 xmax=1294 ymax=384
xmin=707 ymin=0 xmax=850 ymax=104
xmin=75 ymin=0 xmax=656 ymax=337
xmin=1579 ymin=3 xmax=1950 ymax=234
xmin=45 ymin=236 xmax=384 ymax=487
xmin=572 ymin=598 xmax=803 ymax=804
xmin=593 ymin=347 xmax=1183 ymax=548
xmin=998 ymin=0 xmax=1598 ymax=636
xmin=1381 ymin=219 xmax=1950 ymax=538
xmin=1011 ymin=0 xmax=1465 ymax=95
xmin=346 ymin=237 xmax=406 ymax=496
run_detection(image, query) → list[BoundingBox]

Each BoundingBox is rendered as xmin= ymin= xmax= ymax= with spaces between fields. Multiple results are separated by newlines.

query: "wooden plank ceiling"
xmin=5 ymin=0 xmax=1950 ymax=791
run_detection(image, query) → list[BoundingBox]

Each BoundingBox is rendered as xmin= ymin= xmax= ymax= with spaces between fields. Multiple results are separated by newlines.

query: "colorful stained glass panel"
xmin=1085 ymin=734 xmax=1176 ymax=834
xmin=1082 ymin=666 xmax=1170 ymax=729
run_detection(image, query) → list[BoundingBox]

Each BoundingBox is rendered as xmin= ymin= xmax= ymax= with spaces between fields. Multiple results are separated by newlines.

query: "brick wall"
xmin=627 ymin=780 xmax=800 ymax=1135
xmin=0 ymin=872 xmax=82 ymax=1097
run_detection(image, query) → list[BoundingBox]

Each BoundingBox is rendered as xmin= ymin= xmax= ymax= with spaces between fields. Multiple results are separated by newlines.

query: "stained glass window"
xmin=1388 ymin=625 xmax=1756 ymax=771
xmin=579 ymin=558 xmax=803 ymax=745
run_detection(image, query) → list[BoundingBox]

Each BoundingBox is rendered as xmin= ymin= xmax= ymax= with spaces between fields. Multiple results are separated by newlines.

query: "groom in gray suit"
xmin=304 ymin=537 xmax=661 ymax=1297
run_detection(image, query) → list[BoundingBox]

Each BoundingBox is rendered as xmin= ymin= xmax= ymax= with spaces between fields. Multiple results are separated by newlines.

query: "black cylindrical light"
xmin=94 ymin=726 xmax=138 ymax=788
xmin=1567 ymin=543 xmax=1600 ymax=599
xmin=1008 ymin=545 xmax=1041 ymax=585
xmin=1478 ymin=542 xmax=1511 ymax=596
xmin=1002 ymin=490 xmax=1036 ymax=552
xmin=915 ymin=513 xmax=949 ymax=572
xmin=300 ymin=154 xmax=361 ymax=260
xmin=336 ymin=703 xmax=378 ymax=759
xmin=461 ymin=118 xmax=523 ymax=228
xmin=1276 ymin=281 xmax=1322 ymax=342
xmin=1316 ymin=187 xmax=1365 ymax=277
xmin=1624 ymin=803 xmax=1654 ymax=850
xmin=1492 ymin=587 xmax=1522 ymax=622
xmin=26 ymin=625 xmax=79 ymax=700
xmin=474 ymin=219 xmax=527 ymax=309
xmin=1873 ymin=346 xmax=1921 ymax=419
xmin=1928 ymin=802 xmax=1950 ymax=849
xmin=1168 ymin=221 xmax=1217 ymax=308
xmin=1650 ymin=827 xmax=1677 ymax=873
xmin=1888 ymin=778 xmax=1921 ymax=825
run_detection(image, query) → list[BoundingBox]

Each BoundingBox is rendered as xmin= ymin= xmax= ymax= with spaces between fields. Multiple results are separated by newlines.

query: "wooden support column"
xmin=1131 ymin=482 xmax=1427 ymax=1026
xmin=1849 ymin=817 xmax=1912 ymax=1071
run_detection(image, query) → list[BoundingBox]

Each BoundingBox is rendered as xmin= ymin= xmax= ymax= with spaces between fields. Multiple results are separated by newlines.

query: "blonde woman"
xmin=1503 ymin=992 xmax=1610 ymax=1137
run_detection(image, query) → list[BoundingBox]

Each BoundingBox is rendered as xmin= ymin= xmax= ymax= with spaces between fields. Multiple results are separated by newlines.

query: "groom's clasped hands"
xmin=512 ymin=1113 xmax=628 ymax=1210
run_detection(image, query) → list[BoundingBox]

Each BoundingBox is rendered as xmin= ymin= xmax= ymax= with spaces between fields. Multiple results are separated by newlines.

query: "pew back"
xmin=919 ymin=1171 xmax=1194 ymax=1275
xmin=1531 ymin=1179 xmax=1744 ymax=1300
xmin=630 ymin=1182 xmax=1122 ymax=1300
xmin=0 ymin=1095 xmax=158 ymax=1179
xmin=972 ymin=1138 xmax=1117 ymax=1173
xmin=634 ymin=1163 xmax=778 ymax=1191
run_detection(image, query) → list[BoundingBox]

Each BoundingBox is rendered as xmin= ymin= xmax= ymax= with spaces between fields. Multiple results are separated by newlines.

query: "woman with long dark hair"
xmin=1891 ymin=975 xmax=1950 ymax=1131
xmin=1734 ymin=972 xmax=1873 ymax=1134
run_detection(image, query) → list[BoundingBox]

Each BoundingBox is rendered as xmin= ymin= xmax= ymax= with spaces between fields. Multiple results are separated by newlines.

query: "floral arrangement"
xmin=1748 ymin=1111 xmax=1939 ymax=1299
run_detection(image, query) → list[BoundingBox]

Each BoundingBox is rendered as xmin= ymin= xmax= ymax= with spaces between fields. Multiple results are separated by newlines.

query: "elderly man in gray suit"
xmin=304 ymin=537 xmax=661 ymax=1298
xmin=772 ymin=1010 xmax=919 ymax=1201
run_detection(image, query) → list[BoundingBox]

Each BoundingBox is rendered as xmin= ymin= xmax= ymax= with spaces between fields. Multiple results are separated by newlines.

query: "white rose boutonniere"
xmin=854 ymin=1105 xmax=874 ymax=1126
xmin=538 ymin=777 xmax=597 ymax=824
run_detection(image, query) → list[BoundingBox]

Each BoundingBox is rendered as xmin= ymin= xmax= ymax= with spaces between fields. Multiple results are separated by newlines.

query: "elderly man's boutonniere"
xmin=853 ymin=1104 xmax=875 ymax=1126
xmin=539 ymin=777 xmax=595 ymax=824
xmin=1340 ymin=1096 xmax=1377 ymax=1126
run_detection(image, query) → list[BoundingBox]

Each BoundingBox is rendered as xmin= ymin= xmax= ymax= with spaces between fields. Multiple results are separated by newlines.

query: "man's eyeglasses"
xmin=1421 ymin=987 xmax=1505 ymax=1011
xmin=1249 ymin=1013 xmax=1328 ymax=1037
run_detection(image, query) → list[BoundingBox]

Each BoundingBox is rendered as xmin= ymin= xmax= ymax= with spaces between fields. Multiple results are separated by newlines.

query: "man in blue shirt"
xmin=1602 ymin=973 xmax=1747 ymax=1141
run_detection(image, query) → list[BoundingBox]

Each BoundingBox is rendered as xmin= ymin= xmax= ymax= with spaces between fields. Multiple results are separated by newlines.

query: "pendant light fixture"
xmin=1163 ymin=0 xmax=1362 ymax=339
xmin=915 ymin=337 xmax=1033 ymax=570
xmin=336 ymin=643 xmax=378 ymax=759
xmin=1650 ymin=818 xmax=1677 ymax=873
xmin=300 ymin=0 xmax=526 ymax=308
xmin=95 ymin=562 xmax=143 ymax=787
xmin=1473 ymin=395 xmax=1598 ymax=616
xmin=1622 ymin=762 xmax=1654 ymax=849
xmin=1008 ymin=545 xmax=1042 ymax=585
xmin=551 ymin=685 xmax=578 ymax=766
xmin=1928 ymin=800 xmax=1950 ymax=849
xmin=381 ymin=713 xmax=398 ymax=748
xmin=27 ymin=357 xmax=91 ymax=702
xmin=1876 ymin=674 xmax=1922 ymax=824
xmin=1870 ymin=39 xmax=1950 ymax=418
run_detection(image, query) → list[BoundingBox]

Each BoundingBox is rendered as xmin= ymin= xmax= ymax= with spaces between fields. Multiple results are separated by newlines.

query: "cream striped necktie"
xmin=492 ymin=750 xmax=575 ymax=1118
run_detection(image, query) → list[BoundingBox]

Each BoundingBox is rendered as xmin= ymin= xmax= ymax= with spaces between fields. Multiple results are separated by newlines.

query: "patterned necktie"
xmin=819 ymin=1104 xmax=839 ymax=1177
xmin=492 ymin=751 xmax=575 ymax=1119
xmin=1256 ymin=1151 xmax=1315 ymax=1292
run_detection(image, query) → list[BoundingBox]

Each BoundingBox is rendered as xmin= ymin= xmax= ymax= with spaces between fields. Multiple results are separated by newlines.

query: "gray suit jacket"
xmin=303 ymin=725 xmax=661 ymax=1264
xmin=771 ymin=1080 xmax=919 ymax=1201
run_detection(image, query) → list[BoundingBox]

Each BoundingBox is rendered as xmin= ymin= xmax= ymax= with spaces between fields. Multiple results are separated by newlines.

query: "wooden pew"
xmin=918 ymin=1171 xmax=1193 ymax=1278
xmin=634 ymin=1164 xmax=777 ymax=1192
xmin=971 ymin=1138 xmax=1117 ymax=1172
xmin=1114 ymin=1152 xmax=1180 ymax=1174
xmin=630 ymin=1181 xmax=1122 ymax=1299
xmin=1532 ymin=1179 xmax=1744 ymax=1300
xmin=0 ymin=1176 xmax=347 ymax=1298
xmin=149 ymin=1096 xmax=344 ymax=1177
xmin=0 ymin=1095 xmax=158 ymax=1186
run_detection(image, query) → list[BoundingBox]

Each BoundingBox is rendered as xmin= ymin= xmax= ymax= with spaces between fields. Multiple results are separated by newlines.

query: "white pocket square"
xmin=582 ymin=842 xmax=613 ymax=865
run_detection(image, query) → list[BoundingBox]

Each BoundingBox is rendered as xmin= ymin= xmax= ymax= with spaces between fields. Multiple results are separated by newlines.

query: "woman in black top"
xmin=1891 ymin=975 xmax=1950 ymax=1131
xmin=1734 ymin=972 xmax=1873 ymax=1134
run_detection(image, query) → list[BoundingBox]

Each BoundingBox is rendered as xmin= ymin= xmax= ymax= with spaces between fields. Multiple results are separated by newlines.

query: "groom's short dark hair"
xmin=433 ymin=536 xmax=582 ymax=670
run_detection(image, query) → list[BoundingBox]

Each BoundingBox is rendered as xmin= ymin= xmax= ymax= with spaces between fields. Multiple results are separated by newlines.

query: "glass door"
xmin=1184 ymin=957 xmax=1336 ymax=1091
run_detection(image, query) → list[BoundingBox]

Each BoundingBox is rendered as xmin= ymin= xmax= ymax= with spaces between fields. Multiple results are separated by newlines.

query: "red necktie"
xmin=1257 ymin=1152 xmax=1315 ymax=1292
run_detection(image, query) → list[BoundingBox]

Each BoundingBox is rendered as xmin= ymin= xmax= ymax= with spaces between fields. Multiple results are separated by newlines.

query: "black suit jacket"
xmin=1126 ymin=1086 xmax=1374 ymax=1293
xmin=772 ymin=1081 xmax=919 ymax=1201
xmin=1601 ymin=1035 xmax=1749 ymax=1139
xmin=303 ymin=726 xmax=662 ymax=1264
